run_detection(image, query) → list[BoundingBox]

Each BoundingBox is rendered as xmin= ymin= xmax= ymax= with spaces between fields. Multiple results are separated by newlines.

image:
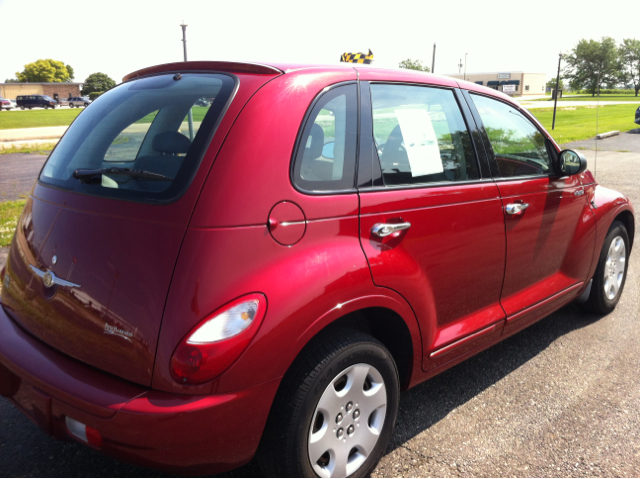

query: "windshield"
xmin=43 ymin=96 xmax=54 ymax=101
xmin=40 ymin=73 xmax=235 ymax=203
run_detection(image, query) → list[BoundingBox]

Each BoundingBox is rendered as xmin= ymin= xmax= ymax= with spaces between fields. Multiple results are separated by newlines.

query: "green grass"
xmin=0 ymin=145 xmax=52 ymax=155
xmin=529 ymin=104 xmax=640 ymax=143
xmin=0 ymin=106 xmax=211 ymax=130
xmin=0 ymin=200 xmax=25 ymax=247
xmin=0 ymin=109 xmax=82 ymax=129
xmin=532 ymin=95 xmax=640 ymax=102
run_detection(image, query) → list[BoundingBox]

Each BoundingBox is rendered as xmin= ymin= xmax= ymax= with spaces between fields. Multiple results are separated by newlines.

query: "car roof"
xmin=123 ymin=60 xmax=516 ymax=105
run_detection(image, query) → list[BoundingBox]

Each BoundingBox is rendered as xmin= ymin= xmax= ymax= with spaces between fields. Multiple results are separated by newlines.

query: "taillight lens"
xmin=170 ymin=293 xmax=267 ymax=385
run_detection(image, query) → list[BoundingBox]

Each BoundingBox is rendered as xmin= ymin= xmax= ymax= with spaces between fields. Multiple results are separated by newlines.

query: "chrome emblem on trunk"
xmin=104 ymin=323 xmax=133 ymax=341
xmin=30 ymin=265 xmax=81 ymax=288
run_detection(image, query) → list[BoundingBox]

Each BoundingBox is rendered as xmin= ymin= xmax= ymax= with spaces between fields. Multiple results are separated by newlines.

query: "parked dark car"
xmin=15 ymin=95 xmax=57 ymax=109
xmin=0 ymin=61 xmax=635 ymax=478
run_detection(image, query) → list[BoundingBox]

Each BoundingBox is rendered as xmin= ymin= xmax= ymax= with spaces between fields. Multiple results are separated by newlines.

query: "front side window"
xmin=292 ymin=84 xmax=358 ymax=192
xmin=471 ymin=94 xmax=552 ymax=178
xmin=370 ymin=84 xmax=479 ymax=186
xmin=40 ymin=73 xmax=235 ymax=203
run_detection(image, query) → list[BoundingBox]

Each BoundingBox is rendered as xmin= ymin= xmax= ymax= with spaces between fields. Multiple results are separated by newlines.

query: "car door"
xmin=464 ymin=91 xmax=596 ymax=333
xmin=357 ymin=82 xmax=507 ymax=371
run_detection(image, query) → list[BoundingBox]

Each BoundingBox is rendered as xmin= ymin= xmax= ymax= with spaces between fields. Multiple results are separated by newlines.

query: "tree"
xmin=81 ymin=72 xmax=116 ymax=95
xmin=65 ymin=64 xmax=75 ymax=82
xmin=545 ymin=78 xmax=565 ymax=91
xmin=619 ymin=38 xmax=640 ymax=96
xmin=398 ymin=59 xmax=430 ymax=72
xmin=4 ymin=78 xmax=20 ymax=83
xmin=563 ymin=37 xmax=620 ymax=96
xmin=16 ymin=59 xmax=71 ymax=83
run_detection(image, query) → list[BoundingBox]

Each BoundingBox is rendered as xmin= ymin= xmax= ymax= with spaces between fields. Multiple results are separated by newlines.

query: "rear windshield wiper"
xmin=73 ymin=167 xmax=173 ymax=182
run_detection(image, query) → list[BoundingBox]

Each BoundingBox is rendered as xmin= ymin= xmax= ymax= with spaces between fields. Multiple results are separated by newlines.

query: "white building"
xmin=445 ymin=72 xmax=546 ymax=97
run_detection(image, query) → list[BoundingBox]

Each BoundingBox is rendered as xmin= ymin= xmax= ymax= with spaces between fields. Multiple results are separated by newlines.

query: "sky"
xmin=1 ymin=0 xmax=638 ymax=86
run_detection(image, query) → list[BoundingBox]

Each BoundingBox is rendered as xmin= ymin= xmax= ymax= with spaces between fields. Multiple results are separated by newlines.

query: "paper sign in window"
xmin=394 ymin=109 xmax=443 ymax=177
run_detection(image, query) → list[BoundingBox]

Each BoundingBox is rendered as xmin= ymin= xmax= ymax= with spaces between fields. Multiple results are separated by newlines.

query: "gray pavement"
xmin=0 ymin=150 xmax=639 ymax=477
xmin=0 ymin=151 xmax=48 ymax=202
xmin=563 ymin=129 xmax=640 ymax=153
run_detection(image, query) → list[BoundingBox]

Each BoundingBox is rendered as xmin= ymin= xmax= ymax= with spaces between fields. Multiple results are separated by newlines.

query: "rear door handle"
xmin=505 ymin=203 xmax=529 ymax=215
xmin=371 ymin=222 xmax=411 ymax=237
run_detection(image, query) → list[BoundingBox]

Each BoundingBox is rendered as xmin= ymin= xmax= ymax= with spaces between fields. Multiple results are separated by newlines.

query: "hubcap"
xmin=308 ymin=363 xmax=387 ymax=478
xmin=604 ymin=236 xmax=626 ymax=300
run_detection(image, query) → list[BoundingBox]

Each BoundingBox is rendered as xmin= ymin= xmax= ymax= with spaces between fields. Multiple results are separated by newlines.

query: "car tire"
xmin=69 ymin=103 xmax=74 ymax=108
xmin=579 ymin=221 xmax=630 ymax=314
xmin=43 ymin=105 xmax=48 ymax=109
xmin=20 ymin=106 xmax=25 ymax=110
xmin=84 ymin=103 xmax=89 ymax=107
xmin=257 ymin=330 xmax=399 ymax=478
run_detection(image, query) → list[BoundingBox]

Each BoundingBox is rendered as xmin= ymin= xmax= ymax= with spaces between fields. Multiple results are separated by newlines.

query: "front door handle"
xmin=505 ymin=203 xmax=529 ymax=215
xmin=371 ymin=222 xmax=411 ymax=237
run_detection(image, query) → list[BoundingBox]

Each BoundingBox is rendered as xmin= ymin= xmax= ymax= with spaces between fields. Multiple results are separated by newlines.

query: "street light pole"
xmin=464 ymin=53 xmax=468 ymax=81
xmin=552 ymin=52 xmax=562 ymax=130
xmin=458 ymin=59 xmax=462 ymax=74
xmin=431 ymin=43 xmax=436 ymax=73
xmin=180 ymin=22 xmax=194 ymax=140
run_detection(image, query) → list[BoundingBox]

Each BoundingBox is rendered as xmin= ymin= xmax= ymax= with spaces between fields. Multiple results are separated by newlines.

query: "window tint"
xmin=370 ymin=84 xmax=479 ymax=186
xmin=471 ymin=94 xmax=552 ymax=177
xmin=292 ymin=84 xmax=357 ymax=192
xmin=39 ymin=73 xmax=235 ymax=203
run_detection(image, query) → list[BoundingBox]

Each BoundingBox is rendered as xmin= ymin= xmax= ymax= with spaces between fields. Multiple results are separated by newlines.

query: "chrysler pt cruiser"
xmin=0 ymin=61 xmax=634 ymax=477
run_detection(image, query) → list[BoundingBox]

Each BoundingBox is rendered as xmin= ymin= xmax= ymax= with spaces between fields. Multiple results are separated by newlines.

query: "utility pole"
xmin=464 ymin=53 xmax=468 ymax=81
xmin=552 ymin=52 xmax=562 ymax=130
xmin=431 ymin=43 xmax=436 ymax=73
xmin=180 ymin=22 xmax=194 ymax=140
xmin=458 ymin=59 xmax=463 ymax=74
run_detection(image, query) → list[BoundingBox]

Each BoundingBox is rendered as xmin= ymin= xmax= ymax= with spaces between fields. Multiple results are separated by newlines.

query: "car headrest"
xmin=152 ymin=132 xmax=192 ymax=155
xmin=303 ymin=124 xmax=324 ymax=160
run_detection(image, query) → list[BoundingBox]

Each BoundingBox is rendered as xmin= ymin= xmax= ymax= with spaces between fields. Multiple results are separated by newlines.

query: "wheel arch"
xmin=294 ymin=306 xmax=418 ymax=391
xmin=615 ymin=209 xmax=635 ymax=251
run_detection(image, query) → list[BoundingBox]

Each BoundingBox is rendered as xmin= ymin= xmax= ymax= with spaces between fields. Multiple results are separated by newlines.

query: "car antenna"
xmin=594 ymin=72 xmax=600 ymax=180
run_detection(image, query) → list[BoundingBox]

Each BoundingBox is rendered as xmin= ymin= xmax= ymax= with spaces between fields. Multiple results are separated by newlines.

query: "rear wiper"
xmin=73 ymin=167 xmax=173 ymax=182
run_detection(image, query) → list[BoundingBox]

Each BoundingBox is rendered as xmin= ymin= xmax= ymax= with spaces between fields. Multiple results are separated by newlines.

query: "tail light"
xmin=170 ymin=293 xmax=267 ymax=385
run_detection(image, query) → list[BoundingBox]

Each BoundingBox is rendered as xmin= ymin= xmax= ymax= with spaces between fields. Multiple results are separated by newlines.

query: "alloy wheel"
xmin=604 ymin=235 xmax=626 ymax=300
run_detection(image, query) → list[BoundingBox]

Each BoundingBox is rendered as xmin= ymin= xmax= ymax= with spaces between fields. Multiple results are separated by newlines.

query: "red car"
xmin=0 ymin=98 xmax=14 ymax=110
xmin=0 ymin=61 xmax=634 ymax=477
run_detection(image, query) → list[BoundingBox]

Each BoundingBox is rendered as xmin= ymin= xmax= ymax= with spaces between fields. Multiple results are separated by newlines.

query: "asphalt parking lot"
xmin=0 ymin=149 xmax=639 ymax=477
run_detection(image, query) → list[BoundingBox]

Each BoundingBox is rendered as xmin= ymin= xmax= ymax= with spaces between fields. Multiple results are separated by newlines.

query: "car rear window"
xmin=40 ymin=73 xmax=235 ymax=203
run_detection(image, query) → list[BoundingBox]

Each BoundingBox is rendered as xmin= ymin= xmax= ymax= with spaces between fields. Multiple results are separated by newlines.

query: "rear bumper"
xmin=0 ymin=304 xmax=280 ymax=475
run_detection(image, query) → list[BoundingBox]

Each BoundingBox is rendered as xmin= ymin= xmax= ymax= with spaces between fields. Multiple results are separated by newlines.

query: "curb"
xmin=596 ymin=131 xmax=620 ymax=140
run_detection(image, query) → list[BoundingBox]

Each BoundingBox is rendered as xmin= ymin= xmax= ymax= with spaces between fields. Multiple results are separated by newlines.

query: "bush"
xmin=89 ymin=91 xmax=103 ymax=101
xmin=576 ymin=88 xmax=636 ymax=95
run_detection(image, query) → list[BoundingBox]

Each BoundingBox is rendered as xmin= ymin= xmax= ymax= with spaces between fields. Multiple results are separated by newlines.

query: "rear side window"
xmin=39 ymin=73 xmax=235 ymax=203
xmin=292 ymin=84 xmax=358 ymax=192
xmin=370 ymin=84 xmax=479 ymax=186
xmin=471 ymin=93 xmax=552 ymax=177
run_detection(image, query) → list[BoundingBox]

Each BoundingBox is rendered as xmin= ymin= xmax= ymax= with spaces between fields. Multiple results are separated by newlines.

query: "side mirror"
xmin=558 ymin=149 xmax=587 ymax=176
xmin=322 ymin=142 xmax=335 ymax=159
